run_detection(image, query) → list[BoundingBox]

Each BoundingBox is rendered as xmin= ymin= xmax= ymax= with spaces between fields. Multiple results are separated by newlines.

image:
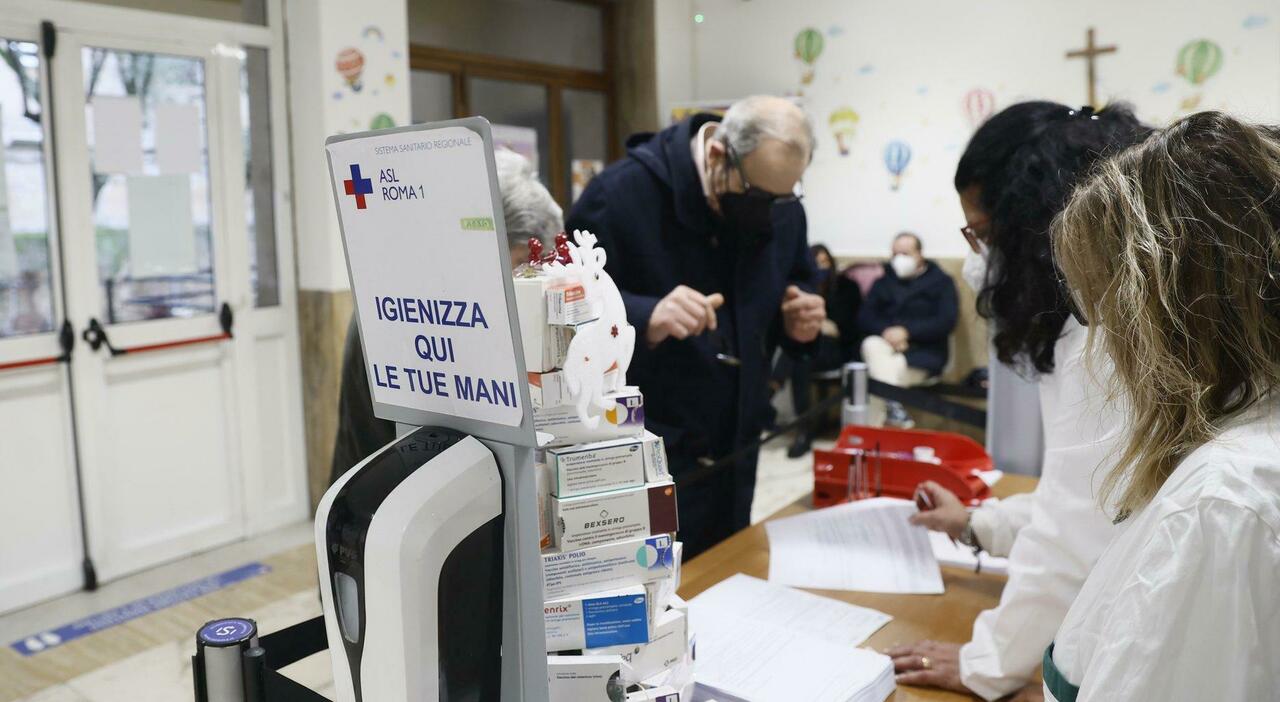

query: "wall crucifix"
xmin=1066 ymin=27 xmax=1117 ymax=108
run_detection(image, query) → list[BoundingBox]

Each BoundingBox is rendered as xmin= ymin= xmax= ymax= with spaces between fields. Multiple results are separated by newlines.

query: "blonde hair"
xmin=1053 ymin=112 xmax=1280 ymax=516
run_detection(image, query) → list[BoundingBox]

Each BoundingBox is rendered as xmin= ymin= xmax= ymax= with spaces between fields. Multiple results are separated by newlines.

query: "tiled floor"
xmin=4 ymin=427 xmax=823 ymax=702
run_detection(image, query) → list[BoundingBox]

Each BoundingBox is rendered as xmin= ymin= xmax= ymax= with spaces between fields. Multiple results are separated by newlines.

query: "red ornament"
xmin=611 ymin=325 xmax=619 ymax=338
xmin=554 ymin=231 xmax=572 ymax=264
xmin=527 ymin=237 xmax=544 ymax=264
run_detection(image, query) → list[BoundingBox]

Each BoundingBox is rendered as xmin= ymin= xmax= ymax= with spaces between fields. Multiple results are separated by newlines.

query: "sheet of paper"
xmin=766 ymin=497 xmax=944 ymax=594
xmin=977 ymin=469 xmax=1004 ymax=487
xmin=92 ymin=96 xmax=143 ymax=174
xmin=155 ymin=103 xmax=202 ymax=174
xmin=126 ymin=175 xmax=196 ymax=276
xmin=929 ymin=531 xmax=1009 ymax=576
xmin=689 ymin=574 xmax=895 ymax=702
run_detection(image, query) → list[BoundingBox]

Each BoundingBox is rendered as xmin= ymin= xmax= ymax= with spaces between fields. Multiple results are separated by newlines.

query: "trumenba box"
xmin=543 ymin=534 xmax=676 ymax=600
xmin=552 ymin=481 xmax=679 ymax=551
xmin=544 ymin=585 xmax=650 ymax=651
xmin=547 ymin=432 xmax=667 ymax=497
xmin=534 ymin=387 xmax=645 ymax=447
xmin=546 ymin=655 xmax=626 ymax=702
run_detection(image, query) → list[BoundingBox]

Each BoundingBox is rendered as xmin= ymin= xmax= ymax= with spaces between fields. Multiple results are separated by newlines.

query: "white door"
xmin=0 ymin=1 xmax=308 ymax=610
xmin=0 ymin=26 xmax=88 ymax=615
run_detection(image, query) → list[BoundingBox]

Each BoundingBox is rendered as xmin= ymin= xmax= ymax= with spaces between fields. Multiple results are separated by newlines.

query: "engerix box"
xmin=544 ymin=585 xmax=650 ymax=651
xmin=552 ymin=482 xmax=679 ymax=551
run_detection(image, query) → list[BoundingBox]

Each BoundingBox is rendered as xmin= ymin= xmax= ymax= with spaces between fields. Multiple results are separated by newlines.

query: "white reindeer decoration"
xmin=548 ymin=230 xmax=635 ymax=428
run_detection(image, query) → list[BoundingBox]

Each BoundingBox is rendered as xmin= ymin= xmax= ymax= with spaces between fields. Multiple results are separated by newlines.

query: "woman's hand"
xmin=909 ymin=480 xmax=969 ymax=541
xmin=889 ymin=640 xmax=967 ymax=692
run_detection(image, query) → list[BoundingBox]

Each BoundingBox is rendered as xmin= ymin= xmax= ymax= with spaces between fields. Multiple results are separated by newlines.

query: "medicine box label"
xmin=543 ymin=534 xmax=675 ymax=600
xmin=544 ymin=587 xmax=649 ymax=651
xmin=548 ymin=437 xmax=652 ymax=497
xmin=553 ymin=482 xmax=679 ymax=551
xmin=535 ymin=387 xmax=646 ymax=447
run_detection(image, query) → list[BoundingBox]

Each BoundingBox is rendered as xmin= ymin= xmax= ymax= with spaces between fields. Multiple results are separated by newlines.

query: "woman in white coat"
xmin=891 ymin=102 xmax=1150 ymax=700
xmin=1044 ymin=111 xmax=1280 ymax=701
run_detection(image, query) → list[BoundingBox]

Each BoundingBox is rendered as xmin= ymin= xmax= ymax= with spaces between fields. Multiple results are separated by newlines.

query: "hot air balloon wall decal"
xmin=884 ymin=140 xmax=912 ymax=191
xmin=336 ymin=46 xmax=366 ymax=93
xmin=828 ymin=107 xmax=859 ymax=156
xmin=794 ymin=28 xmax=825 ymax=86
xmin=963 ymin=88 xmax=996 ymax=130
xmin=1175 ymin=39 xmax=1223 ymax=111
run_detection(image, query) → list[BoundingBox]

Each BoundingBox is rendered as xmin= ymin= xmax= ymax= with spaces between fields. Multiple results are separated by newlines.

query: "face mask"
xmin=962 ymin=241 xmax=989 ymax=292
xmin=891 ymin=253 xmax=920 ymax=280
xmin=718 ymin=191 xmax=775 ymax=244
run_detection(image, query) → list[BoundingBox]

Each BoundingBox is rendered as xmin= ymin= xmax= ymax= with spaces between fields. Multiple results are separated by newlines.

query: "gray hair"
xmin=495 ymin=149 xmax=563 ymax=248
xmin=719 ymin=95 xmax=815 ymax=160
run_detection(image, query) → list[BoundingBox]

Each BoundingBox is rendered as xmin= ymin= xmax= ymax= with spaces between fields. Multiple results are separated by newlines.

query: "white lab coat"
xmin=959 ymin=320 xmax=1125 ymax=700
xmin=1047 ymin=399 xmax=1280 ymax=701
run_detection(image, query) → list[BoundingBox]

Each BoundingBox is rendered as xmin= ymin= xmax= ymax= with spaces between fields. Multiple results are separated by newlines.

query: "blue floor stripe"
xmin=10 ymin=561 xmax=271 ymax=657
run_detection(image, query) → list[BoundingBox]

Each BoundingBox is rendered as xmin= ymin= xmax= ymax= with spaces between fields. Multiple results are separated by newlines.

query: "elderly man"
xmin=567 ymin=96 xmax=826 ymax=557
xmin=329 ymin=150 xmax=563 ymax=484
xmin=856 ymin=232 xmax=958 ymax=427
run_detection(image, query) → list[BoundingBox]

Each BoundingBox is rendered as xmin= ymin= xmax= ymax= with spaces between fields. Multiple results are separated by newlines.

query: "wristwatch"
xmin=958 ymin=515 xmax=983 ymax=552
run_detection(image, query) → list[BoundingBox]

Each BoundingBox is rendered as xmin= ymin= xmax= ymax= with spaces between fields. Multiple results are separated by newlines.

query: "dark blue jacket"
xmin=856 ymin=261 xmax=958 ymax=374
xmin=566 ymin=114 xmax=814 ymax=477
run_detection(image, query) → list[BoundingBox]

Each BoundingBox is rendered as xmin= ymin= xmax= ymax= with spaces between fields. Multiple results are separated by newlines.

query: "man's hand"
xmin=882 ymin=325 xmax=910 ymax=352
xmin=1008 ymin=683 xmax=1046 ymax=702
xmin=889 ymin=640 xmax=967 ymax=693
xmin=908 ymin=481 xmax=970 ymax=541
xmin=646 ymin=285 xmax=725 ymax=347
xmin=781 ymin=285 xmax=825 ymax=343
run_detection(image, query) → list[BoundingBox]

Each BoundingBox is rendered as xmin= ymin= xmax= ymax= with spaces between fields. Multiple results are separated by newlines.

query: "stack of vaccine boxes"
xmin=515 ymin=267 xmax=695 ymax=702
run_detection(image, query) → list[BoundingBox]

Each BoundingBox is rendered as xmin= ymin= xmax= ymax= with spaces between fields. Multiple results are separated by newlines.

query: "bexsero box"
xmin=546 ymin=432 xmax=667 ymax=497
xmin=535 ymin=387 xmax=646 ymax=447
xmin=512 ymin=274 xmax=575 ymax=373
xmin=543 ymin=534 xmax=676 ymax=600
xmin=546 ymin=655 xmax=627 ymax=702
xmin=589 ymin=609 xmax=689 ymax=685
xmin=552 ymin=481 xmax=679 ymax=551
xmin=544 ymin=585 xmax=650 ymax=651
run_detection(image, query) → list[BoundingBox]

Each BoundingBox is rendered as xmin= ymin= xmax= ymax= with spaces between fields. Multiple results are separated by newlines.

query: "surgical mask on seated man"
xmin=892 ymin=253 xmax=921 ymax=279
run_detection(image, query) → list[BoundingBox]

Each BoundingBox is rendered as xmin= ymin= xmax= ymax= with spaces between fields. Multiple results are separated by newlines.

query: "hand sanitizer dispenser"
xmin=316 ymin=426 xmax=504 ymax=702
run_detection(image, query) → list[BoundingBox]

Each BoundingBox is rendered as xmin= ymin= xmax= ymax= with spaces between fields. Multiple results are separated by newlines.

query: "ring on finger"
xmin=920 ymin=656 xmax=932 ymax=670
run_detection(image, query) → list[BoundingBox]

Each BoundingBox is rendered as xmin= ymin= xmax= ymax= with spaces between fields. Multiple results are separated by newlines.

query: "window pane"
xmin=561 ymin=88 xmax=607 ymax=203
xmin=240 ymin=46 xmax=278 ymax=307
xmin=83 ymin=48 xmax=215 ymax=324
xmin=468 ymin=77 xmax=548 ymax=186
xmin=0 ymin=39 xmax=55 ymax=338
xmin=74 ymin=0 xmax=266 ymax=25
xmin=410 ymin=69 xmax=453 ymax=124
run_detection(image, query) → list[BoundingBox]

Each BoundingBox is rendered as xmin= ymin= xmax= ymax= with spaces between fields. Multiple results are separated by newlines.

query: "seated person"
xmin=855 ymin=232 xmax=958 ymax=426
xmin=775 ymin=244 xmax=862 ymax=457
xmin=328 ymin=150 xmax=563 ymax=484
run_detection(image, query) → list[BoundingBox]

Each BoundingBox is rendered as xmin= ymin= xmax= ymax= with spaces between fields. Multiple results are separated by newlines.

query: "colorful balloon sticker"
xmin=883 ymin=140 xmax=912 ymax=191
xmin=1176 ymin=39 xmax=1223 ymax=86
xmin=828 ymin=107 xmax=859 ymax=157
xmin=794 ymin=28 xmax=824 ymax=85
xmin=962 ymin=88 xmax=996 ymax=129
xmin=336 ymin=47 xmax=365 ymax=92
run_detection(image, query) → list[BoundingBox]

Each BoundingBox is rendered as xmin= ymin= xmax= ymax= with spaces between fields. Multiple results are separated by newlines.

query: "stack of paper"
xmin=688 ymin=574 xmax=895 ymax=702
xmin=765 ymin=497 xmax=944 ymax=594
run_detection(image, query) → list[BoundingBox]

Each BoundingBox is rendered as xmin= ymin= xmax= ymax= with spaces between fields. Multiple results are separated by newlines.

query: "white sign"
xmin=326 ymin=124 xmax=524 ymax=428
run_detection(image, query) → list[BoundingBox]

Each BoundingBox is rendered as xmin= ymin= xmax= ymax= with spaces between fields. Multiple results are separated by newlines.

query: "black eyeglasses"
xmin=724 ymin=143 xmax=804 ymax=205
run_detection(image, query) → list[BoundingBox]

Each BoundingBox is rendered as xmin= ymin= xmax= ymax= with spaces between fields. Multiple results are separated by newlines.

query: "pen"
xmin=914 ymin=485 xmax=958 ymax=547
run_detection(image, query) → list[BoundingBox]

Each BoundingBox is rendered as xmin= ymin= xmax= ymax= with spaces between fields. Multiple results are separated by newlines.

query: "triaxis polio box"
xmin=552 ymin=482 xmax=679 ymax=551
xmin=543 ymin=534 xmax=677 ymax=600
xmin=547 ymin=431 xmax=669 ymax=498
xmin=544 ymin=585 xmax=650 ymax=651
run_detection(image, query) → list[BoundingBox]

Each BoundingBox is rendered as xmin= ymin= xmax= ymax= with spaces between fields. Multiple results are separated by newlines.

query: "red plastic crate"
xmin=813 ymin=425 xmax=993 ymax=508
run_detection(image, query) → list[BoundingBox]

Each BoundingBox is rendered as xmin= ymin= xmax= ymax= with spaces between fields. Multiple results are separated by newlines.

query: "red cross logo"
xmin=343 ymin=164 xmax=373 ymax=210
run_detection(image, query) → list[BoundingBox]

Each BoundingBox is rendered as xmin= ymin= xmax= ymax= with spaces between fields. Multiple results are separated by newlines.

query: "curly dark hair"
xmin=955 ymin=101 xmax=1151 ymax=374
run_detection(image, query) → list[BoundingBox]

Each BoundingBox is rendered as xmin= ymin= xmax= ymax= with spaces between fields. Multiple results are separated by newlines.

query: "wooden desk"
xmin=677 ymin=474 xmax=1038 ymax=702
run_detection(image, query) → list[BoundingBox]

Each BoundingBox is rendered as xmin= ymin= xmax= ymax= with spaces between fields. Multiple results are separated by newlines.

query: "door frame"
xmin=0 ymin=0 xmax=307 ymax=592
